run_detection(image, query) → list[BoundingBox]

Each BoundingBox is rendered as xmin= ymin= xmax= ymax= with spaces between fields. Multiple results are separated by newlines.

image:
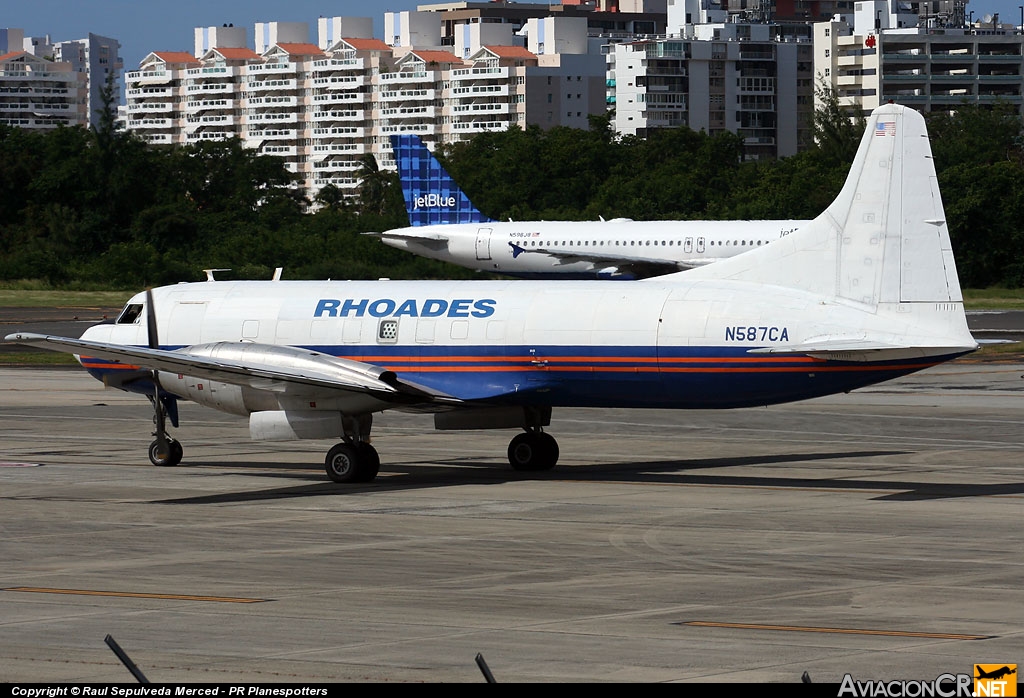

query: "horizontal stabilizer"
xmin=748 ymin=339 xmax=975 ymax=362
xmin=748 ymin=339 xmax=904 ymax=354
xmin=365 ymin=230 xmax=449 ymax=243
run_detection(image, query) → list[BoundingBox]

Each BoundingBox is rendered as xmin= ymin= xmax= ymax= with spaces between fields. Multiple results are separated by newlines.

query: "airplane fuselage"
xmin=379 ymin=219 xmax=809 ymax=278
xmin=79 ymin=278 xmax=967 ymax=416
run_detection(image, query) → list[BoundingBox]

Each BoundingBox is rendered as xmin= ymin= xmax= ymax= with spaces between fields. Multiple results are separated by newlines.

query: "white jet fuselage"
xmin=380 ymin=219 xmax=807 ymax=278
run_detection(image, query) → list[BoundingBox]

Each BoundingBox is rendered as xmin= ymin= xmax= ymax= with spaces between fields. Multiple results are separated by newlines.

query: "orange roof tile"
xmin=483 ymin=45 xmax=538 ymax=60
xmin=342 ymin=37 xmax=391 ymax=51
xmin=213 ymin=47 xmax=260 ymax=60
xmin=410 ymin=50 xmax=462 ymax=64
xmin=276 ymin=43 xmax=326 ymax=56
xmin=153 ymin=51 xmax=201 ymax=65
xmin=0 ymin=50 xmax=29 ymax=62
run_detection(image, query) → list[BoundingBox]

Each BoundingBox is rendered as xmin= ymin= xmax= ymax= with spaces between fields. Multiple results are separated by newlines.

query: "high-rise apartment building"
xmin=815 ymin=0 xmax=1024 ymax=118
xmin=1 ymin=27 xmax=120 ymax=130
xmin=0 ymin=48 xmax=87 ymax=129
xmin=53 ymin=33 xmax=123 ymax=125
xmin=610 ymin=0 xmax=814 ymax=158
xmin=125 ymin=12 xmax=614 ymax=198
xmin=126 ymin=51 xmax=200 ymax=144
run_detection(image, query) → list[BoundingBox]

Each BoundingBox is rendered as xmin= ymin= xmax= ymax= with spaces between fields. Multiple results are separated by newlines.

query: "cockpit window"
xmin=117 ymin=303 xmax=144 ymax=324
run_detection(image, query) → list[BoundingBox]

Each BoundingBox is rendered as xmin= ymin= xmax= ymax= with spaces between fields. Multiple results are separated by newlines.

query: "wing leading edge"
xmin=5 ymin=332 xmax=460 ymax=406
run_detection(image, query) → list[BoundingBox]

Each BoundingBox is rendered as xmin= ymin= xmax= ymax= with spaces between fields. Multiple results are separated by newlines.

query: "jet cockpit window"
xmin=117 ymin=303 xmax=144 ymax=324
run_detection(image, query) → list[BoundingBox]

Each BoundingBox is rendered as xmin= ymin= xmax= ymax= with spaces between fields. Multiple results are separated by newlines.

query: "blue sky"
xmin=4 ymin=0 xmax=1022 ymax=70
xmin=4 ymin=0 xmax=423 ymax=68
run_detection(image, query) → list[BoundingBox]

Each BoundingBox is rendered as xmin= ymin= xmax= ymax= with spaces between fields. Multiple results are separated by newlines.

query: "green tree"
xmin=356 ymin=152 xmax=401 ymax=217
xmin=812 ymin=79 xmax=866 ymax=166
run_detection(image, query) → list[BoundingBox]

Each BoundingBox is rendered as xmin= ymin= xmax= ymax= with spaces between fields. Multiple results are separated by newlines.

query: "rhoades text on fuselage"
xmin=313 ymin=298 xmax=497 ymax=319
xmin=5 ymin=105 xmax=977 ymax=484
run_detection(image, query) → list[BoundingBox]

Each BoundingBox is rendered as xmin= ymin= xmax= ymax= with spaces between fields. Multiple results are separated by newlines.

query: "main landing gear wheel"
xmin=507 ymin=431 xmax=559 ymax=472
xmin=149 ymin=437 xmax=183 ymax=467
xmin=325 ymin=442 xmax=380 ymax=483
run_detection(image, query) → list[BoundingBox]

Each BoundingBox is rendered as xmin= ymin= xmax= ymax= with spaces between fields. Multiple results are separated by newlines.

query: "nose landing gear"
xmin=149 ymin=436 xmax=183 ymax=467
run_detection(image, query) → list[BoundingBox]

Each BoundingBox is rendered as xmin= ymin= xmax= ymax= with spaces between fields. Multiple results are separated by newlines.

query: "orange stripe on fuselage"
xmin=345 ymin=355 xmax=822 ymax=364
xmin=79 ymin=354 xmax=935 ymax=375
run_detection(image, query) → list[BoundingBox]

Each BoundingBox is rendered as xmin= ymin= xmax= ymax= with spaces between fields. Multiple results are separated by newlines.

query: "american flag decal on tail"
xmin=875 ymin=121 xmax=896 ymax=136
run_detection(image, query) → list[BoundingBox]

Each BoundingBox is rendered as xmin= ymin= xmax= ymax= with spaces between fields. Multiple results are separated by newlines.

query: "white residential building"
xmin=125 ymin=15 xmax=617 ymax=199
xmin=188 ymin=46 xmax=259 ymax=143
xmin=1 ymin=27 xmax=120 ymax=130
xmin=311 ymin=38 xmax=390 ymax=191
xmin=0 ymin=49 xmax=87 ymax=129
xmin=610 ymin=22 xmax=814 ymax=158
xmin=126 ymin=51 xmax=200 ymax=145
xmin=53 ymin=33 xmax=122 ymax=126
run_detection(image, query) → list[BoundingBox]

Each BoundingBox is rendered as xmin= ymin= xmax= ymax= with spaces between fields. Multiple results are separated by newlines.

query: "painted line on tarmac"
xmin=679 ymin=621 xmax=988 ymax=640
xmin=3 ymin=587 xmax=268 ymax=603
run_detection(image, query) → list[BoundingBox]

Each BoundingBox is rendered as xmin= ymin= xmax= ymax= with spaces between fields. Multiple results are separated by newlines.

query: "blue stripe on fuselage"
xmin=78 ymin=345 xmax=965 ymax=410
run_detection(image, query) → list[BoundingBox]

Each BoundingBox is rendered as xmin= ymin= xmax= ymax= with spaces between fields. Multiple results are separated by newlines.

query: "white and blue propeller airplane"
xmin=370 ymin=134 xmax=811 ymax=279
xmin=6 ymin=105 xmax=976 ymax=484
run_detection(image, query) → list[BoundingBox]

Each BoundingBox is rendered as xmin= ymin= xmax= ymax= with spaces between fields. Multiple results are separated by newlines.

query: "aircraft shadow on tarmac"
xmin=149 ymin=449 xmax=1024 ymax=505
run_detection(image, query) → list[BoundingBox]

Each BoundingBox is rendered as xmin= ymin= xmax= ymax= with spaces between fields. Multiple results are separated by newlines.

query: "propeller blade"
xmin=144 ymin=288 xmax=169 ymax=459
xmin=145 ymin=288 xmax=159 ymax=350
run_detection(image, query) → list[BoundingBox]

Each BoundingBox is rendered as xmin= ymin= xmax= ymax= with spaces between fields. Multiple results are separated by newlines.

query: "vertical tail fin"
xmin=685 ymin=104 xmax=963 ymax=307
xmin=390 ymin=135 xmax=495 ymax=227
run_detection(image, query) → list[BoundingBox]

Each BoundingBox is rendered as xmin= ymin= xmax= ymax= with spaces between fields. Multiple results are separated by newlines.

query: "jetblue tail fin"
xmin=390 ymin=135 xmax=495 ymax=227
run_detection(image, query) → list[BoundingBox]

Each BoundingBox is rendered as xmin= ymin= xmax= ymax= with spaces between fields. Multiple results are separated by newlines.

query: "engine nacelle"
xmin=159 ymin=373 xmax=251 ymax=415
xmin=157 ymin=342 xmax=403 ymax=417
xmin=249 ymin=410 xmax=343 ymax=441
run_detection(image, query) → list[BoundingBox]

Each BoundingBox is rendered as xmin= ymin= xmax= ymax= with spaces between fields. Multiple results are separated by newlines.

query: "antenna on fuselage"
xmin=203 ymin=268 xmax=231 ymax=281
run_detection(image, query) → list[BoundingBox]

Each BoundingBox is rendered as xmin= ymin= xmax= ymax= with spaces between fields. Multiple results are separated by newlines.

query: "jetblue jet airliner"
xmin=7 ymin=106 xmax=976 ymax=484
xmin=369 ymin=134 xmax=811 ymax=279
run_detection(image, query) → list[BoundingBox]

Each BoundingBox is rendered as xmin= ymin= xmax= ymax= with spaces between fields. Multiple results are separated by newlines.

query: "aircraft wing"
xmin=508 ymin=242 xmax=693 ymax=276
xmin=5 ymin=332 xmax=461 ymax=407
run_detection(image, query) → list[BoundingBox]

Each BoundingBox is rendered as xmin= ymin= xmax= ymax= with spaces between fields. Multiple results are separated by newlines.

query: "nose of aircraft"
xmin=80 ymin=320 xmax=115 ymax=342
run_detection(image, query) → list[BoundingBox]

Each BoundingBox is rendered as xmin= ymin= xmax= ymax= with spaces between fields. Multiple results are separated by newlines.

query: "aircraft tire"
xmin=537 ymin=432 xmax=559 ymax=467
xmin=149 ymin=437 xmax=183 ymax=467
xmin=354 ymin=443 xmax=380 ymax=483
xmin=325 ymin=443 xmax=361 ymax=483
xmin=507 ymin=432 xmax=558 ymax=472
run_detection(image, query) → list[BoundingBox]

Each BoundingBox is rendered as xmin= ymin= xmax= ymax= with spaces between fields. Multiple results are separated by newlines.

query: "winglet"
xmin=509 ymin=242 xmax=526 ymax=259
xmin=390 ymin=135 xmax=495 ymax=227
